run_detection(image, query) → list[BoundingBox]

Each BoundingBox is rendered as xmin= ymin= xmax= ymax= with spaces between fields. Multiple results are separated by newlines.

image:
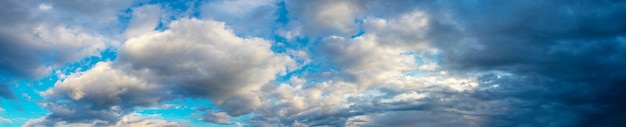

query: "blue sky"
xmin=1 ymin=0 xmax=626 ymax=127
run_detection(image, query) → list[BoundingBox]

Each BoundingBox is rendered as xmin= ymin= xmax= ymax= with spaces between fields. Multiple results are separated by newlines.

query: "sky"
xmin=1 ymin=0 xmax=626 ymax=126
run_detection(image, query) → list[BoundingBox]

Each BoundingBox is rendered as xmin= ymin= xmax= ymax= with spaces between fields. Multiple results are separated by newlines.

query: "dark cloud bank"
xmin=430 ymin=1 xmax=626 ymax=126
xmin=270 ymin=0 xmax=626 ymax=126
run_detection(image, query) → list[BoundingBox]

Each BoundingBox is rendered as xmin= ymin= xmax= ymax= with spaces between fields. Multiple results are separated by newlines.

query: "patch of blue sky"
xmin=230 ymin=114 xmax=253 ymax=126
xmin=115 ymin=6 xmax=135 ymax=34
xmin=1 ymin=80 xmax=48 ymax=127
xmin=270 ymin=36 xmax=289 ymax=53
xmin=271 ymin=0 xmax=304 ymax=53
xmin=117 ymin=0 xmax=204 ymax=32
xmin=272 ymin=36 xmax=334 ymax=87
xmin=137 ymin=101 xmax=202 ymax=125
xmin=53 ymin=48 xmax=117 ymax=80
xmin=152 ymin=0 xmax=204 ymax=31
xmin=274 ymin=63 xmax=313 ymax=84
xmin=268 ymin=2 xmax=335 ymax=89
xmin=265 ymin=0 xmax=290 ymax=39
xmin=1 ymin=80 xmax=48 ymax=126
xmin=351 ymin=19 xmax=366 ymax=39
xmin=271 ymin=35 xmax=312 ymax=53
xmin=403 ymin=51 xmax=445 ymax=77
xmin=274 ymin=0 xmax=289 ymax=25
xmin=271 ymin=31 xmax=319 ymax=87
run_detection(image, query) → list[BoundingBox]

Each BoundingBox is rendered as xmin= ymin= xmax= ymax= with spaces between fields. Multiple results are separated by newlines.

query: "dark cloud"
xmin=247 ymin=0 xmax=626 ymax=126
xmin=0 ymin=0 xmax=48 ymax=79
xmin=421 ymin=0 xmax=626 ymax=126
xmin=0 ymin=0 xmax=44 ymax=102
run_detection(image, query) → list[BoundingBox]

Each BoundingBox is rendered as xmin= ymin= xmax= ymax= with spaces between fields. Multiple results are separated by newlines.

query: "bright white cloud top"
xmin=1 ymin=0 xmax=626 ymax=127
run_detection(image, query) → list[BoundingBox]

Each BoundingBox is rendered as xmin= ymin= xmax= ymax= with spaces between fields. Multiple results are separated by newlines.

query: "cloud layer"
xmin=1 ymin=0 xmax=624 ymax=127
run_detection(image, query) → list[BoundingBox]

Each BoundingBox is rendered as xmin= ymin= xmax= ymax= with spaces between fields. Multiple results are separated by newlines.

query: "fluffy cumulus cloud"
xmin=2 ymin=0 xmax=626 ymax=127
xmin=27 ymin=18 xmax=294 ymax=126
xmin=32 ymin=62 xmax=165 ymax=125
xmin=118 ymin=18 xmax=294 ymax=116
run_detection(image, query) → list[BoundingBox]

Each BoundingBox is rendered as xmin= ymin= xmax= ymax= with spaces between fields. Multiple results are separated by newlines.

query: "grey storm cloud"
xmin=423 ymin=0 xmax=626 ymax=126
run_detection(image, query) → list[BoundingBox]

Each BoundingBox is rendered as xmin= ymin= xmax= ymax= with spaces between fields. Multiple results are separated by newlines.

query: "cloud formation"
xmin=28 ymin=18 xmax=294 ymax=126
xmin=2 ymin=0 xmax=625 ymax=127
xmin=425 ymin=1 xmax=626 ymax=126
xmin=0 ymin=0 xmax=127 ymax=80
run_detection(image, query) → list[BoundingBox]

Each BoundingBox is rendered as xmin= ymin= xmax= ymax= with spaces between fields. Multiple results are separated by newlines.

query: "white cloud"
xmin=38 ymin=4 xmax=52 ymax=11
xmin=321 ymin=35 xmax=418 ymax=90
xmin=43 ymin=62 xmax=163 ymax=106
xmin=119 ymin=18 xmax=295 ymax=115
xmin=31 ymin=18 xmax=296 ymax=125
xmin=125 ymin=5 xmax=162 ymax=38
xmin=284 ymin=0 xmax=363 ymax=37
xmin=379 ymin=92 xmax=428 ymax=104
xmin=33 ymin=24 xmax=116 ymax=64
xmin=318 ymin=11 xmax=431 ymax=90
xmin=419 ymin=63 xmax=439 ymax=71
